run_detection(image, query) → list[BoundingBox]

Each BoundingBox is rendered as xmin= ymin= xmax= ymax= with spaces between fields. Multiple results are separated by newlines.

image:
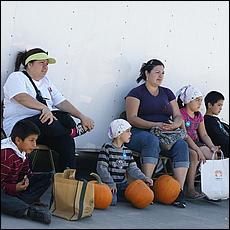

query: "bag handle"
xmin=63 ymin=168 xmax=76 ymax=179
xmin=211 ymin=150 xmax=224 ymax=160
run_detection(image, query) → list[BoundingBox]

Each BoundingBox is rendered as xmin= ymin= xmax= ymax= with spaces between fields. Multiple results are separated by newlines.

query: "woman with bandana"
xmin=177 ymin=85 xmax=221 ymax=199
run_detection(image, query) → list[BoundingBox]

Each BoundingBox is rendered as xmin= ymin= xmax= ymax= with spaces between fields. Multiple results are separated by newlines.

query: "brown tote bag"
xmin=50 ymin=169 xmax=94 ymax=220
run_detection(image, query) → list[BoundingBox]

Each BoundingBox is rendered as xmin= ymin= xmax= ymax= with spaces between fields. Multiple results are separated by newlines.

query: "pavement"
xmin=1 ymin=151 xmax=229 ymax=229
xmin=1 ymin=183 xmax=229 ymax=229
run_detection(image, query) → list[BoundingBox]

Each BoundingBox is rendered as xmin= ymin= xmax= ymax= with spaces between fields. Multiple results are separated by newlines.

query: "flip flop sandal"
xmin=187 ymin=192 xmax=206 ymax=200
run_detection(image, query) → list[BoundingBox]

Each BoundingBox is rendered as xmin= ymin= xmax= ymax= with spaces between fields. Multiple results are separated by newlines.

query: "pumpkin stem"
xmin=90 ymin=172 xmax=103 ymax=184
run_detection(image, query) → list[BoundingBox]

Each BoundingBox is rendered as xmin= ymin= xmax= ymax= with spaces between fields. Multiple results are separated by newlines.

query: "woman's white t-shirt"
xmin=3 ymin=71 xmax=66 ymax=136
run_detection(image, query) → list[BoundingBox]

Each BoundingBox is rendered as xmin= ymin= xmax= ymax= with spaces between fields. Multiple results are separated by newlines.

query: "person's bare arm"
xmin=14 ymin=93 xmax=46 ymax=111
xmin=162 ymin=99 xmax=183 ymax=130
xmin=198 ymin=121 xmax=220 ymax=152
xmin=13 ymin=93 xmax=55 ymax=124
xmin=56 ymin=100 xmax=94 ymax=131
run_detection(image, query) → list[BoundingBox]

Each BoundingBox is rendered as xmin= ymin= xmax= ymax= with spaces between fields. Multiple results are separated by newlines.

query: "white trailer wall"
xmin=1 ymin=1 xmax=229 ymax=148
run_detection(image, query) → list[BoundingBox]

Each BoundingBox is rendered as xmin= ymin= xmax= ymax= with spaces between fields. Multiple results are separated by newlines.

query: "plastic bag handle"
xmin=211 ymin=150 xmax=224 ymax=160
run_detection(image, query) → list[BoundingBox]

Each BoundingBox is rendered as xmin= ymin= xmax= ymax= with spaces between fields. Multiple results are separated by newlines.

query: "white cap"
xmin=108 ymin=119 xmax=131 ymax=139
xmin=176 ymin=85 xmax=203 ymax=104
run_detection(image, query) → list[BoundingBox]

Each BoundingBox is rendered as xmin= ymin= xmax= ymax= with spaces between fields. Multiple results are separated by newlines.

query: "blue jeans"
xmin=126 ymin=127 xmax=189 ymax=168
xmin=111 ymin=181 xmax=128 ymax=206
xmin=1 ymin=173 xmax=52 ymax=217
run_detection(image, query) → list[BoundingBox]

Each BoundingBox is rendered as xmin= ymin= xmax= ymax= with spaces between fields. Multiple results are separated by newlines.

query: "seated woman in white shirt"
xmin=3 ymin=47 xmax=95 ymax=172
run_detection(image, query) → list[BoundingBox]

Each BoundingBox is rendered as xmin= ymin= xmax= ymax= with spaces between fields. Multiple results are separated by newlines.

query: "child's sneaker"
xmin=27 ymin=207 xmax=51 ymax=224
xmin=173 ymin=190 xmax=186 ymax=208
xmin=70 ymin=123 xmax=87 ymax=138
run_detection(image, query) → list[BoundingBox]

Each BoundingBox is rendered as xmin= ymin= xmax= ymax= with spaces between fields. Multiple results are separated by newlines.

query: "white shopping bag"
xmin=201 ymin=151 xmax=229 ymax=200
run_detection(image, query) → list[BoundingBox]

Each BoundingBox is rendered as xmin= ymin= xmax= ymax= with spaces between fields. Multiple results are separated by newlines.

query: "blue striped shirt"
xmin=96 ymin=142 xmax=147 ymax=188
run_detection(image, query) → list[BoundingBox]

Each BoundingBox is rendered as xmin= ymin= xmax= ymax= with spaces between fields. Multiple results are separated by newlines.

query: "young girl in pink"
xmin=176 ymin=85 xmax=220 ymax=199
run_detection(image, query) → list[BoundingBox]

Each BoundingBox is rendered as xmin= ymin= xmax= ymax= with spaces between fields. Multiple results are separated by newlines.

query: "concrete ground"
xmin=1 ymin=184 xmax=229 ymax=229
xmin=1 ymin=151 xmax=229 ymax=229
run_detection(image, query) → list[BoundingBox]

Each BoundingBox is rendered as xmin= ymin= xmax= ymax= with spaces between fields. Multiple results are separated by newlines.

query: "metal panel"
xmin=1 ymin=1 xmax=229 ymax=148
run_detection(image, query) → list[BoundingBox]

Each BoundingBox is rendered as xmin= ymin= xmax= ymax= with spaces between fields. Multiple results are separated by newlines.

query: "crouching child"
xmin=96 ymin=119 xmax=153 ymax=206
xmin=1 ymin=120 xmax=53 ymax=224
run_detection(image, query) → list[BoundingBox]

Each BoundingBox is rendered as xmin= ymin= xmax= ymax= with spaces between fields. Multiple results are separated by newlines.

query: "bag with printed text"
xmin=201 ymin=151 xmax=229 ymax=200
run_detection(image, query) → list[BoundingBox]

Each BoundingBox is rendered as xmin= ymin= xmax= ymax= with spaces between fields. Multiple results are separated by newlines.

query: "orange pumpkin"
xmin=125 ymin=179 xmax=154 ymax=208
xmin=153 ymin=175 xmax=180 ymax=204
xmin=90 ymin=173 xmax=112 ymax=209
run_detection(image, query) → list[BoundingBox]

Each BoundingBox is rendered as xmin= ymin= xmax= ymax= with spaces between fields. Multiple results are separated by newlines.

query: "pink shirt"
xmin=180 ymin=107 xmax=203 ymax=142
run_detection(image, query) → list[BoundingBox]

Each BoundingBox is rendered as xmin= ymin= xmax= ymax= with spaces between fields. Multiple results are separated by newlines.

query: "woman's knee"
xmin=141 ymin=132 xmax=160 ymax=151
xmin=138 ymin=133 xmax=160 ymax=164
xmin=128 ymin=130 xmax=160 ymax=164
xmin=128 ymin=130 xmax=159 ymax=150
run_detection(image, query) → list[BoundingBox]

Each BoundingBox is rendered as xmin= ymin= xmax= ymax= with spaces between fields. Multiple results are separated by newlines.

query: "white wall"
xmin=1 ymin=1 xmax=229 ymax=149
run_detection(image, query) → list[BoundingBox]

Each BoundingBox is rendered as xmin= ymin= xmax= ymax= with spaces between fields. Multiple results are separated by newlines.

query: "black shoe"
xmin=27 ymin=207 xmax=51 ymax=224
xmin=173 ymin=190 xmax=186 ymax=208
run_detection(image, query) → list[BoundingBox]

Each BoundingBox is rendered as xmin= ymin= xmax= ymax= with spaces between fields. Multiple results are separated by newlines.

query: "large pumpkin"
xmin=90 ymin=173 xmax=112 ymax=209
xmin=125 ymin=179 xmax=154 ymax=208
xmin=153 ymin=175 xmax=180 ymax=204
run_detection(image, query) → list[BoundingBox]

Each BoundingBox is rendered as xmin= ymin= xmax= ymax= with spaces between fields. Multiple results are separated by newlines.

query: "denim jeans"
xmin=126 ymin=127 xmax=189 ymax=168
xmin=1 ymin=173 xmax=52 ymax=217
xmin=111 ymin=181 xmax=129 ymax=206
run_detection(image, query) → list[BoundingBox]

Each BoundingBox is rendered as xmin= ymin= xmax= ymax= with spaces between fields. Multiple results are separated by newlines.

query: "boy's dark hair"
xmin=137 ymin=59 xmax=164 ymax=83
xmin=14 ymin=48 xmax=48 ymax=71
xmin=10 ymin=120 xmax=40 ymax=143
xmin=204 ymin=91 xmax=225 ymax=109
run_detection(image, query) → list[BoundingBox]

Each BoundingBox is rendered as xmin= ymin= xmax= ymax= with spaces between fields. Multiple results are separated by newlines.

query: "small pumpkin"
xmin=125 ymin=179 xmax=154 ymax=208
xmin=90 ymin=173 xmax=112 ymax=209
xmin=153 ymin=174 xmax=180 ymax=204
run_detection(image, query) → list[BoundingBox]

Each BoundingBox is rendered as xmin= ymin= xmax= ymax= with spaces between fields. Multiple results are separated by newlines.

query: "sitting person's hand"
xmin=39 ymin=107 xmax=57 ymax=125
xmin=162 ymin=119 xmax=179 ymax=131
xmin=110 ymin=184 xmax=117 ymax=194
xmin=210 ymin=146 xmax=223 ymax=159
xmin=16 ymin=175 xmax=29 ymax=192
xmin=210 ymin=145 xmax=221 ymax=154
xmin=144 ymin=177 xmax=153 ymax=187
xmin=80 ymin=115 xmax=95 ymax=131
